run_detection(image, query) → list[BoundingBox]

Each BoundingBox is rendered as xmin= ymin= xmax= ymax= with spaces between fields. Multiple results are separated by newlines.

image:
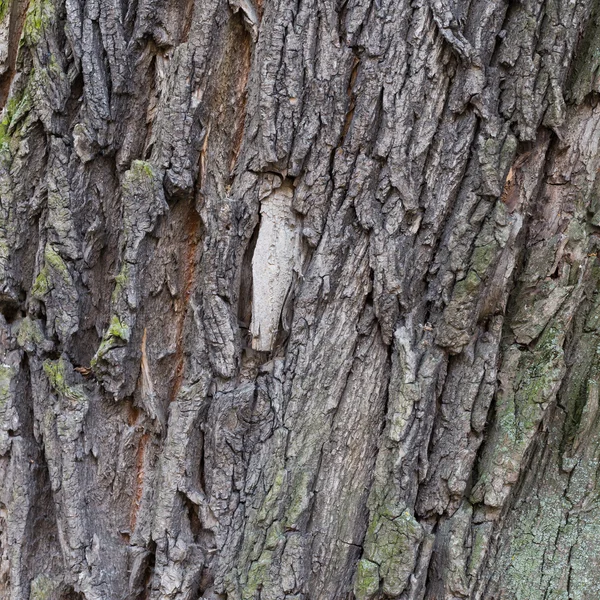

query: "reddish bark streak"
xmin=169 ymin=204 xmax=201 ymax=403
xmin=229 ymin=28 xmax=253 ymax=175
xmin=127 ymin=404 xmax=142 ymax=426
xmin=255 ymin=0 xmax=264 ymax=21
xmin=0 ymin=0 xmax=30 ymax=110
xmin=180 ymin=0 xmax=195 ymax=44
xmin=130 ymin=431 xmax=149 ymax=532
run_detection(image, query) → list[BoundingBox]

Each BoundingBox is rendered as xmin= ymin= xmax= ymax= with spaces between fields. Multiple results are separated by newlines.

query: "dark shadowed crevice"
xmin=238 ymin=216 xmax=260 ymax=344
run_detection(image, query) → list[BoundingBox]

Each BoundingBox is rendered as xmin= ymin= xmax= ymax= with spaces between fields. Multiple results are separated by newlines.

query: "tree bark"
xmin=1 ymin=0 xmax=600 ymax=598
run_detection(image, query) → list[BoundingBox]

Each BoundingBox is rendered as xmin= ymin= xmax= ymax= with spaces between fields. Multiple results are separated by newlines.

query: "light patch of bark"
xmin=250 ymin=179 xmax=299 ymax=352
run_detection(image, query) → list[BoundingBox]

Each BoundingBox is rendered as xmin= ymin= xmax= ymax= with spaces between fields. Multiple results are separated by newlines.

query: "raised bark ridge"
xmin=0 ymin=0 xmax=600 ymax=599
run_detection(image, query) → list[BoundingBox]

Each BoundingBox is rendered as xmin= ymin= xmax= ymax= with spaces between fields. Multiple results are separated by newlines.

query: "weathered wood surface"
xmin=1 ymin=0 xmax=600 ymax=598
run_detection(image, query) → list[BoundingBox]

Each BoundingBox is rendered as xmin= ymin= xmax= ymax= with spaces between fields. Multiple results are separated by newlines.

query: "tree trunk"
xmin=1 ymin=0 xmax=600 ymax=598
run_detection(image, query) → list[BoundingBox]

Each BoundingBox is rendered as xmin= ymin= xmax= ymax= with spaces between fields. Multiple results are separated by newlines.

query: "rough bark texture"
xmin=1 ymin=0 xmax=600 ymax=598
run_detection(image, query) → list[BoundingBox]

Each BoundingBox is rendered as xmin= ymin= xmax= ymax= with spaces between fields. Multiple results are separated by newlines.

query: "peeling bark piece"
xmin=250 ymin=181 xmax=299 ymax=352
xmin=228 ymin=0 xmax=258 ymax=41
